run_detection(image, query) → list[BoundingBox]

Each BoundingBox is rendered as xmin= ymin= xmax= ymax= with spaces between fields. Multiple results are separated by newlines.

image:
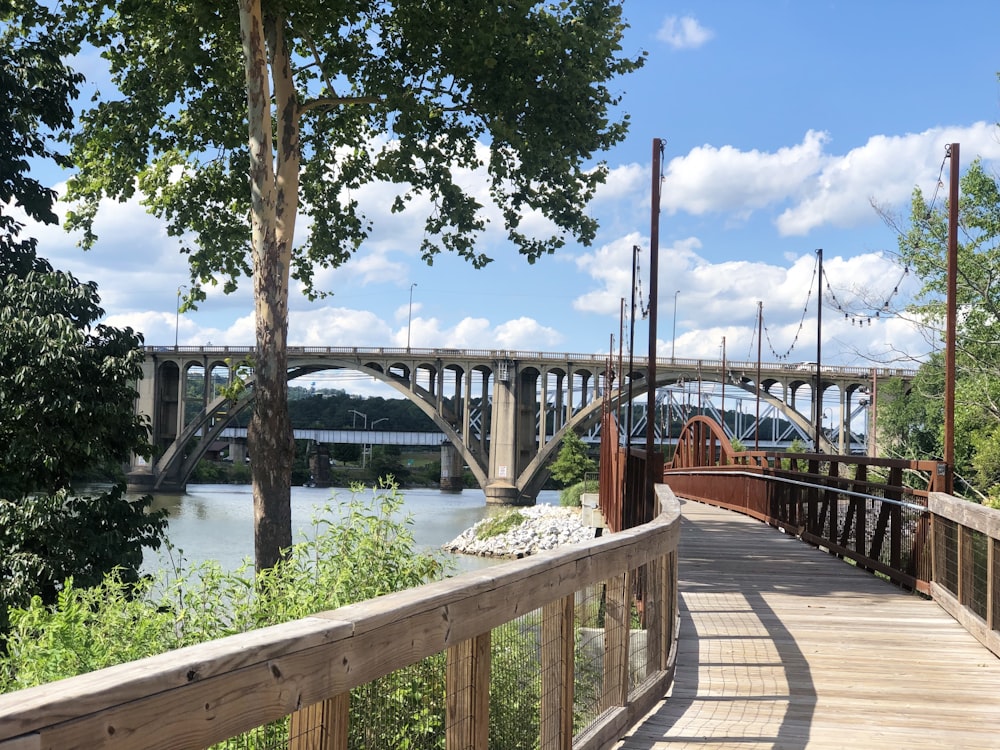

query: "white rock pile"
xmin=443 ymin=505 xmax=594 ymax=559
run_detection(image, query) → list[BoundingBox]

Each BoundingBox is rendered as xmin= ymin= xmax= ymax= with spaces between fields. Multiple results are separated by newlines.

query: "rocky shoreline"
xmin=443 ymin=505 xmax=594 ymax=559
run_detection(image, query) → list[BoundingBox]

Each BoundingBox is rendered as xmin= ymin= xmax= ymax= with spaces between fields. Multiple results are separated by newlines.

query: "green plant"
xmin=475 ymin=511 xmax=526 ymax=540
xmin=550 ymin=432 xmax=598 ymax=487
xmin=560 ymin=479 xmax=597 ymax=508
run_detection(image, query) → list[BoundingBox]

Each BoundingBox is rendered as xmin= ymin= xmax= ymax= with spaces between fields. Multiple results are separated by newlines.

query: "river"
xmin=144 ymin=484 xmax=562 ymax=575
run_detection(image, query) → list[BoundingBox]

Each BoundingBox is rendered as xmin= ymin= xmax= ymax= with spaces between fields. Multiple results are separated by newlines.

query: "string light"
xmin=762 ymin=251 xmax=818 ymax=360
xmin=822 ymin=264 xmax=910 ymax=326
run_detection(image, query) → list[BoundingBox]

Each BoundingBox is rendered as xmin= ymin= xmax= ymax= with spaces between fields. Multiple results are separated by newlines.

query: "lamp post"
xmin=174 ymin=284 xmax=186 ymax=349
xmin=372 ymin=417 xmax=388 ymax=429
xmin=407 ymin=282 xmax=417 ymax=350
xmin=671 ymin=289 xmax=680 ymax=361
xmin=348 ymin=409 xmax=367 ymax=429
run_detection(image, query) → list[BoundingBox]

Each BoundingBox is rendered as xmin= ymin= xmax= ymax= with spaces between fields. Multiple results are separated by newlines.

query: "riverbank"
xmin=443 ymin=505 xmax=593 ymax=558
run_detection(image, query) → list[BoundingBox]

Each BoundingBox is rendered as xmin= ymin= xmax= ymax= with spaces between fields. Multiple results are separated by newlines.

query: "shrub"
xmin=559 ymin=479 xmax=597 ymax=507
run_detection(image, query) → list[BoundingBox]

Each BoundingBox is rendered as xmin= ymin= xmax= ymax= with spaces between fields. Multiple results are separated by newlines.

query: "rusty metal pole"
xmin=944 ymin=143 xmax=959 ymax=494
xmin=814 ymin=248 xmax=824 ymax=452
xmin=756 ymin=301 xmax=762 ymax=451
xmin=646 ymin=138 xmax=663 ymax=520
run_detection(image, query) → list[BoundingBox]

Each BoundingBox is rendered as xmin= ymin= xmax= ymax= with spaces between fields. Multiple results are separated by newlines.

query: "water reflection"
xmin=144 ymin=485 xmax=560 ymax=575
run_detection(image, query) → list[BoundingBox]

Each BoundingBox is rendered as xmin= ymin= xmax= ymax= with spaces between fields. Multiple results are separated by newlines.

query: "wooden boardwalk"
xmin=614 ymin=499 xmax=1000 ymax=750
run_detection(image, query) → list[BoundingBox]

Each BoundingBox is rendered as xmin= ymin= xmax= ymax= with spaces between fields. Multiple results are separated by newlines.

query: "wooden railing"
xmin=665 ymin=451 xmax=1000 ymax=659
xmin=0 ymin=487 xmax=681 ymax=750
xmin=665 ymin=452 xmax=940 ymax=591
xmin=928 ymin=492 xmax=1000 ymax=658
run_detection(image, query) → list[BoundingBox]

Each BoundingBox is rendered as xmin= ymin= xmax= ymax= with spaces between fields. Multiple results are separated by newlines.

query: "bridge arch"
xmin=134 ymin=347 xmax=900 ymax=498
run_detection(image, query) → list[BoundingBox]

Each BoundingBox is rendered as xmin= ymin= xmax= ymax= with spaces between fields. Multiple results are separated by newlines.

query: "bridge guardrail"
xmin=0 ymin=487 xmax=682 ymax=750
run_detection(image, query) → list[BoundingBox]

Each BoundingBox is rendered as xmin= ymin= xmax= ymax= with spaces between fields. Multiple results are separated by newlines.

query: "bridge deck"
xmin=615 ymin=499 xmax=1000 ymax=749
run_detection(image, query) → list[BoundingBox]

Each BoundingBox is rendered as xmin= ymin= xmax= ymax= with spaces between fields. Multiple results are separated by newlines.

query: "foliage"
xmin=475 ymin=510 xmax=526 ymax=540
xmin=730 ymin=438 xmax=746 ymax=453
xmin=57 ymin=0 xmax=644 ymax=570
xmin=560 ymin=479 xmax=598 ymax=508
xmin=549 ymin=432 xmax=598 ymax=487
xmin=878 ymin=158 xmax=1000 ymax=492
xmin=0 ymin=2 xmax=83 ymax=254
xmin=1 ymin=483 xmax=445 ymax=690
xmin=0 ymin=251 xmax=166 ymax=631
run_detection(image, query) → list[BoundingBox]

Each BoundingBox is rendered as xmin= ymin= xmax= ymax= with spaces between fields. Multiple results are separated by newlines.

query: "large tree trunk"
xmin=239 ymin=0 xmax=297 ymax=572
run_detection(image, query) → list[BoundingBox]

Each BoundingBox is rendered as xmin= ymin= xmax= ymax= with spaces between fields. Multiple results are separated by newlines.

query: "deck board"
xmin=613 ymin=499 xmax=1000 ymax=749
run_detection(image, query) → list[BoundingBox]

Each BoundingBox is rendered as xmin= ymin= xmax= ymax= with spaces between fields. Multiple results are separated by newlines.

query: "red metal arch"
xmin=670 ymin=416 xmax=736 ymax=469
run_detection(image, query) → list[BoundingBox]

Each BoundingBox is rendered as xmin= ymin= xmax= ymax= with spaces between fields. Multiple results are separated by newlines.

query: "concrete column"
xmin=176 ymin=361 xmax=187 ymax=438
xmin=308 ymin=443 xmax=331 ymax=487
xmin=229 ymin=439 xmax=247 ymax=465
xmin=479 ymin=369 xmax=490 ymax=459
xmin=554 ymin=374 xmax=564 ymax=431
xmin=462 ymin=368 xmax=472 ymax=451
xmin=839 ymin=388 xmax=848 ymax=455
xmin=565 ymin=367 xmax=575 ymax=424
xmin=127 ymin=357 xmax=159 ymax=489
xmin=486 ymin=359 xmax=519 ymax=504
xmin=440 ymin=440 xmax=464 ymax=492
xmin=538 ymin=370 xmax=548 ymax=448
xmin=437 ymin=362 xmax=445 ymax=410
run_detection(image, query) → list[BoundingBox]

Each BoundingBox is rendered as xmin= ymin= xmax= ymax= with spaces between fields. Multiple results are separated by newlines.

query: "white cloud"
xmin=660 ymin=123 xmax=1000 ymax=237
xmin=660 ymin=131 xmax=831 ymax=218
xmin=776 ymin=122 xmax=1000 ymax=235
xmin=493 ymin=318 xmax=563 ymax=350
xmin=657 ymin=15 xmax=714 ymax=50
xmin=290 ymin=308 xmax=392 ymax=347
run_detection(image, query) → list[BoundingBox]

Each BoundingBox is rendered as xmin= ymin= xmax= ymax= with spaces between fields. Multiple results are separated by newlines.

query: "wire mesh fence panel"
xmin=490 ymin=611 xmax=543 ymax=749
xmin=214 ymin=720 xmax=288 ymax=750
xmin=627 ymin=565 xmax=650 ymax=695
xmin=349 ymin=656 xmax=447 ymax=749
xmin=573 ymin=583 xmax=607 ymax=735
xmin=993 ymin=537 xmax=1000 ymax=631
xmin=963 ymin=527 xmax=990 ymax=620
xmin=936 ymin=516 xmax=959 ymax=596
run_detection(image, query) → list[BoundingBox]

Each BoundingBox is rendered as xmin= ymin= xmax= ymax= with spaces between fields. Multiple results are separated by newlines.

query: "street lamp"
xmin=407 ymin=282 xmax=417 ymax=350
xmin=372 ymin=417 xmax=388 ymax=429
xmin=671 ymin=289 xmax=680 ymax=361
xmin=174 ymin=284 xmax=187 ymax=349
xmin=348 ymin=409 xmax=367 ymax=429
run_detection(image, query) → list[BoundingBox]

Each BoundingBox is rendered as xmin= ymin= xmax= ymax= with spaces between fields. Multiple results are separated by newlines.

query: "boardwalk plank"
xmin=613 ymin=500 xmax=1000 ymax=750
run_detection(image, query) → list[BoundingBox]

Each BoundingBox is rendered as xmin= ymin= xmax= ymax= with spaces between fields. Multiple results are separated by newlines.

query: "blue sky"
xmin=17 ymin=2 xmax=1000 ymax=394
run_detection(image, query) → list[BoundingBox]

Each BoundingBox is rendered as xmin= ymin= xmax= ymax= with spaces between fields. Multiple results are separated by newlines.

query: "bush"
xmin=560 ymin=479 xmax=597 ymax=508
xmin=1 ymin=482 xmax=446 ymax=692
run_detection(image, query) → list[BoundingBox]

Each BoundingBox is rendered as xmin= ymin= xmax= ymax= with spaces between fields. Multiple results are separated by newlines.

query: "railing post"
xmin=541 ymin=595 xmax=575 ymax=750
xmin=446 ymin=634 xmax=491 ymax=750
xmin=288 ymin=694 xmax=349 ymax=750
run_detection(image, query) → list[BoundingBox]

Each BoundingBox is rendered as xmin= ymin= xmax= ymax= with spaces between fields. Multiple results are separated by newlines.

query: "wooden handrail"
xmin=0 ymin=488 xmax=682 ymax=750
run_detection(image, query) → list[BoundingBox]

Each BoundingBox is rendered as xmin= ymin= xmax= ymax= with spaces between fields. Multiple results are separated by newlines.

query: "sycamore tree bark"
xmin=239 ymin=1 xmax=299 ymax=569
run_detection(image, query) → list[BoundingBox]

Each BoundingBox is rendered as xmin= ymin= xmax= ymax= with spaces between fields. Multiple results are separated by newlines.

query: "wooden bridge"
xmin=2 ymin=418 xmax=1000 ymax=748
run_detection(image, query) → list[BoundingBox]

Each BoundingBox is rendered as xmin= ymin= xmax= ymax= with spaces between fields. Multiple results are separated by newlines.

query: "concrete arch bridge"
xmin=130 ymin=346 xmax=912 ymax=502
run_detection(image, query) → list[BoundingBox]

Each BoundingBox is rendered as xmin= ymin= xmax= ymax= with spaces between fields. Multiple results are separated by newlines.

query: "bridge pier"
xmin=309 ymin=444 xmax=332 ymax=488
xmin=439 ymin=440 xmax=464 ymax=492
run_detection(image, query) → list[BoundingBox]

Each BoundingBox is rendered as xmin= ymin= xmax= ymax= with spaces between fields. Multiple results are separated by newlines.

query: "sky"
xmin=16 ymin=1 xmax=1000 ymax=397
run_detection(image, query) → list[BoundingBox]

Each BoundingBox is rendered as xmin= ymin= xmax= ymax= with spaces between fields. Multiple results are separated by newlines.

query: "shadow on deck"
xmin=616 ymin=499 xmax=1000 ymax=749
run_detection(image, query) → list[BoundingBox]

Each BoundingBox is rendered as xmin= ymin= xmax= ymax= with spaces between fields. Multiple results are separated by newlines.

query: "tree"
xmin=880 ymin=156 xmax=1000 ymax=495
xmin=60 ymin=1 xmax=643 ymax=570
xmin=549 ymin=431 xmax=597 ymax=487
xmin=0 ymin=3 xmax=165 ymax=627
